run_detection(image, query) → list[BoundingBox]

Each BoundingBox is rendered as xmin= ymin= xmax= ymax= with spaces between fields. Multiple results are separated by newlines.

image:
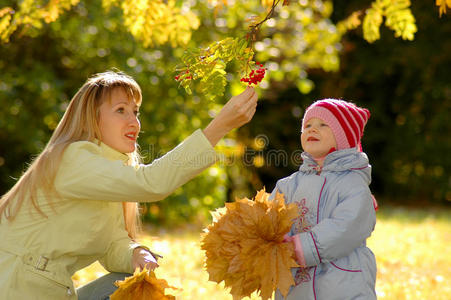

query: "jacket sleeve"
xmin=296 ymin=175 xmax=376 ymax=267
xmin=269 ymin=172 xmax=298 ymax=201
xmin=55 ymin=129 xmax=217 ymax=202
xmin=97 ymin=228 xmax=141 ymax=274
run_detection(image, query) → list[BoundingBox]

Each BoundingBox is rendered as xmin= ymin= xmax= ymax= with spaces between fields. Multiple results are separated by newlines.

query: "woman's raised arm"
xmin=203 ymin=87 xmax=257 ymax=146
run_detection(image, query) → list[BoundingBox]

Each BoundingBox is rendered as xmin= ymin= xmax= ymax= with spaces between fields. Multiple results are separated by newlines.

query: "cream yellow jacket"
xmin=0 ymin=129 xmax=217 ymax=299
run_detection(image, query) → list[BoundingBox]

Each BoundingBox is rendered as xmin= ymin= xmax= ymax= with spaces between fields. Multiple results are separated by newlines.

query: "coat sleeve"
xmin=296 ymin=175 xmax=376 ymax=267
xmin=97 ymin=227 xmax=141 ymax=274
xmin=269 ymin=172 xmax=298 ymax=201
xmin=55 ymin=129 xmax=217 ymax=202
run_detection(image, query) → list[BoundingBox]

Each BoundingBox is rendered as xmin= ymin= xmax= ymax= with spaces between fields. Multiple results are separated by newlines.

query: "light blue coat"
xmin=272 ymin=148 xmax=377 ymax=300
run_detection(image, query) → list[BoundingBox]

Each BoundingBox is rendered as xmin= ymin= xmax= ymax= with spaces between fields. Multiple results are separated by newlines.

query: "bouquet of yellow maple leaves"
xmin=110 ymin=267 xmax=178 ymax=300
xmin=201 ymin=189 xmax=299 ymax=300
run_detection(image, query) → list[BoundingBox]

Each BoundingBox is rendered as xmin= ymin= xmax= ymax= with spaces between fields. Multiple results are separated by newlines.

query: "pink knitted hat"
xmin=302 ymin=99 xmax=371 ymax=150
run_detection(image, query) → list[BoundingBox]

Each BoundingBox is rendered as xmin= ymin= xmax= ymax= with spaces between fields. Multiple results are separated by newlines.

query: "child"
xmin=271 ymin=99 xmax=377 ymax=299
xmin=0 ymin=71 xmax=258 ymax=299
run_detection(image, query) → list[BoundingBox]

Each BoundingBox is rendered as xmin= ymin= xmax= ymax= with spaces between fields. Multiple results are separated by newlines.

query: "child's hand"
xmin=132 ymin=247 xmax=159 ymax=271
xmin=283 ymin=233 xmax=293 ymax=243
xmin=282 ymin=233 xmax=306 ymax=267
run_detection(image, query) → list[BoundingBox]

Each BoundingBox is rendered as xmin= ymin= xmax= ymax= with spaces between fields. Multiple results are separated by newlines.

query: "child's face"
xmin=301 ymin=117 xmax=337 ymax=158
xmin=98 ymin=88 xmax=141 ymax=153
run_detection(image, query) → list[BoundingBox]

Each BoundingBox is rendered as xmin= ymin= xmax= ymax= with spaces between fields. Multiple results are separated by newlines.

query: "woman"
xmin=0 ymin=71 xmax=258 ymax=299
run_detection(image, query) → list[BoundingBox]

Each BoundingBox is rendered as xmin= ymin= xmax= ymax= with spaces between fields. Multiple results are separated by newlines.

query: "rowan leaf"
xmin=175 ymin=37 xmax=254 ymax=100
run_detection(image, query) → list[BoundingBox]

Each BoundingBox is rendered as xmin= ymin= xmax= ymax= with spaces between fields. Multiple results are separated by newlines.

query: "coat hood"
xmin=299 ymin=148 xmax=371 ymax=184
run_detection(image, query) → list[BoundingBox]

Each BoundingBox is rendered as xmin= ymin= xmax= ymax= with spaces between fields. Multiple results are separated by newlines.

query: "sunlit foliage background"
xmin=1 ymin=0 xmax=450 ymax=298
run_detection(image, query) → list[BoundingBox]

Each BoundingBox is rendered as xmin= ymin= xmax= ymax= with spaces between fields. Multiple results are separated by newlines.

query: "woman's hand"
xmin=132 ymin=247 xmax=159 ymax=271
xmin=203 ymin=86 xmax=258 ymax=146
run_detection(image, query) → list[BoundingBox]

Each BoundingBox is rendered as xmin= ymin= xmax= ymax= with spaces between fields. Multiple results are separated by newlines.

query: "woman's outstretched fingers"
xmin=242 ymin=87 xmax=258 ymax=120
xmin=232 ymin=87 xmax=258 ymax=125
xmin=203 ymin=86 xmax=259 ymax=146
xmin=239 ymin=86 xmax=256 ymax=106
xmin=236 ymin=87 xmax=257 ymax=124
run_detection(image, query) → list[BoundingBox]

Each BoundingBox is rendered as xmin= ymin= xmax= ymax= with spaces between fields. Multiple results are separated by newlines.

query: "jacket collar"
xmin=92 ymin=139 xmax=130 ymax=163
xmin=300 ymin=148 xmax=370 ymax=174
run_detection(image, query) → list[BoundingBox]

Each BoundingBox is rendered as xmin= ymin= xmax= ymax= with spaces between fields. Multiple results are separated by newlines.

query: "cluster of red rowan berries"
xmin=240 ymin=62 xmax=267 ymax=86
xmin=174 ymin=69 xmax=192 ymax=81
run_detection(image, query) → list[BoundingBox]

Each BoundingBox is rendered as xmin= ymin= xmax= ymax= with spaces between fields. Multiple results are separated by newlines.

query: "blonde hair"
xmin=0 ymin=71 xmax=142 ymax=239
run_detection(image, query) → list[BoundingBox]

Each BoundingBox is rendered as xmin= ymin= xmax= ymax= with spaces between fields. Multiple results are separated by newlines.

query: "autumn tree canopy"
xmin=0 ymin=0 xmax=422 ymax=99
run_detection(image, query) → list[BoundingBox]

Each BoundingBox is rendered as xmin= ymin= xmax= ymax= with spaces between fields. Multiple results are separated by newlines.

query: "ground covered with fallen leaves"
xmin=72 ymin=205 xmax=451 ymax=300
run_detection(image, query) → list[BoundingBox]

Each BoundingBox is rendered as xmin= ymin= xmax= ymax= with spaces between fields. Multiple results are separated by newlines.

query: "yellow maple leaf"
xmin=201 ymin=189 xmax=299 ymax=300
xmin=110 ymin=267 xmax=178 ymax=300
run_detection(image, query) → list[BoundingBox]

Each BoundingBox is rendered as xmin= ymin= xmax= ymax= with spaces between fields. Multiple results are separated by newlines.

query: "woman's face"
xmin=98 ymin=88 xmax=140 ymax=153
